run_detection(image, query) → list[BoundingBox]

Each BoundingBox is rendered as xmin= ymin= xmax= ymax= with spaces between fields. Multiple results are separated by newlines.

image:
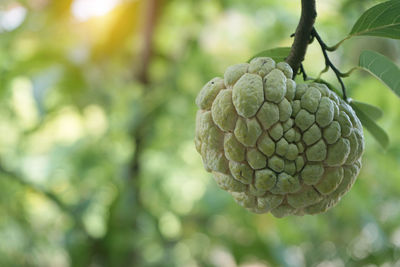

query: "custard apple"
xmin=195 ymin=57 xmax=364 ymax=217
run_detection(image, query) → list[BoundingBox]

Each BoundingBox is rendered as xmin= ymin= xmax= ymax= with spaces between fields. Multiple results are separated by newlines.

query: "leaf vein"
xmin=367 ymin=5 xmax=392 ymax=29
xmin=351 ymin=22 xmax=400 ymax=38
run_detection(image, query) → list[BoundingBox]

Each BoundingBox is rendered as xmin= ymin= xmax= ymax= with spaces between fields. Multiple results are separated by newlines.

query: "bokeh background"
xmin=0 ymin=0 xmax=400 ymax=266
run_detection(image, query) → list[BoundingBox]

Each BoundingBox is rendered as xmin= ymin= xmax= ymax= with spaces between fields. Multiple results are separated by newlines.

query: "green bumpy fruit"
xmin=195 ymin=57 xmax=364 ymax=217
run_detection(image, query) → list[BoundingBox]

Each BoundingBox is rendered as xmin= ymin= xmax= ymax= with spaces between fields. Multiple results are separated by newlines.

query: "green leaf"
xmin=352 ymin=104 xmax=390 ymax=149
xmin=359 ymin=50 xmax=400 ymax=98
xmin=350 ymin=100 xmax=383 ymax=120
xmin=248 ymin=47 xmax=291 ymax=63
xmin=349 ymin=0 xmax=400 ymax=40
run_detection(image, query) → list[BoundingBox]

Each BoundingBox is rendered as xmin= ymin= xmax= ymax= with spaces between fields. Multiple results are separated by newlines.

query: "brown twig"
xmin=285 ymin=0 xmax=317 ymax=77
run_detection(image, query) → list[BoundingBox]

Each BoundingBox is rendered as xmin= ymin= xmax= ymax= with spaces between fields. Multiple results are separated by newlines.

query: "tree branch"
xmin=285 ymin=0 xmax=317 ymax=77
xmin=0 ymin=165 xmax=68 ymax=212
xmin=0 ymin=163 xmax=90 ymax=232
xmin=136 ymin=0 xmax=160 ymax=84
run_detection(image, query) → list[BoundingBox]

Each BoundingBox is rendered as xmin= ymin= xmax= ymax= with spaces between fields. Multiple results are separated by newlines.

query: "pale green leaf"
xmin=350 ymin=100 xmax=383 ymax=120
xmin=349 ymin=0 xmax=400 ymax=39
xmin=359 ymin=50 xmax=400 ymax=98
xmin=352 ymin=105 xmax=389 ymax=149
xmin=248 ymin=47 xmax=291 ymax=63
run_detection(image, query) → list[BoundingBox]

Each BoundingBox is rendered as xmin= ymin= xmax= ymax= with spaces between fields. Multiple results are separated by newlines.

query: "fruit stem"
xmin=285 ymin=0 xmax=317 ymax=77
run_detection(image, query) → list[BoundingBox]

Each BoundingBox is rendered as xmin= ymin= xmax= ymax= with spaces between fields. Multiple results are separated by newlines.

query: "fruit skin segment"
xmin=195 ymin=57 xmax=364 ymax=217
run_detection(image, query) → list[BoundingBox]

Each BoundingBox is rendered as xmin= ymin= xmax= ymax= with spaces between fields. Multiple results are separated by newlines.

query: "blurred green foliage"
xmin=0 ymin=0 xmax=399 ymax=266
